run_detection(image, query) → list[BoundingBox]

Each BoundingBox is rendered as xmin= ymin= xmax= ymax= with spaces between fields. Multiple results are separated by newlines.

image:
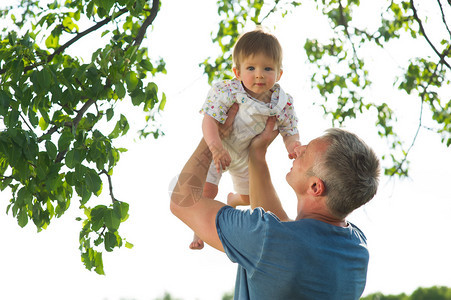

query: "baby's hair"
xmin=232 ymin=27 xmax=283 ymax=71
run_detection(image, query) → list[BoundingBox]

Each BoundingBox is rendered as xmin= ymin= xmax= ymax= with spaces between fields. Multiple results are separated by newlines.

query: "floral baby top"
xmin=200 ymin=78 xmax=299 ymax=168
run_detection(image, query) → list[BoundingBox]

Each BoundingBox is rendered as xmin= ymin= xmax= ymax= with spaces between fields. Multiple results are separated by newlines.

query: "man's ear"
xmin=309 ymin=177 xmax=325 ymax=196
xmin=233 ymin=67 xmax=240 ymax=79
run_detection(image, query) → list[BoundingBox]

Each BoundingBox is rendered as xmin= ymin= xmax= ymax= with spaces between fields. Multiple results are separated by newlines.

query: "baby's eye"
xmin=247 ymin=66 xmax=255 ymax=71
xmin=265 ymin=67 xmax=273 ymax=71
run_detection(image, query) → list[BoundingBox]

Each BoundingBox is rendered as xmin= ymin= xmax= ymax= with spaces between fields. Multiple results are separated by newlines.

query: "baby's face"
xmin=234 ymin=53 xmax=282 ymax=101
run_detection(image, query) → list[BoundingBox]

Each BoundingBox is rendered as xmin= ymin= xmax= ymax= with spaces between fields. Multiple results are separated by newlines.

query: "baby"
xmin=191 ymin=28 xmax=301 ymax=249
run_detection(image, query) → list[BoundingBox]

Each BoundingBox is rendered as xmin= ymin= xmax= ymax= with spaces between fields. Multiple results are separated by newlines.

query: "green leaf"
xmin=8 ymin=140 xmax=22 ymax=165
xmin=109 ymin=114 xmax=129 ymax=138
xmin=39 ymin=107 xmax=51 ymax=124
xmin=159 ymin=93 xmax=167 ymax=111
xmin=0 ymin=177 xmax=13 ymax=191
xmin=58 ymin=130 xmax=74 ymax=151
xmin=94 ymin=251 xmax=104 ymax=275
xmin=22 ymin=138 xmax=38 ymax=164
xmin=86 ymin=66 xmax=98 ymax=81
xmin=65 ymin=171 xmax=76 ymax=186
xmin=28 ymin=108 xmax=39 ymax=128
xmin=85 ymin=168 xmax=102 ymax=195
xmin=17 ymin=209 xmax=28 ymax=228
xmin=115 ymin=82 xmax=126 ymax=98
xmin=36 ymin=158 xmax=48 ymax=180
xmin=125 ymin=71 xmax=138 ymax=91
xmin=8 ymin=31 xmax=17 ymax=45
xmin=86 ymin=0 xmax=94 ymax=18
xmin=65 ymin=149 xmax=76 ymax=168
xmin=0 ymin=90 xmax=12 ymax=116
xmin=131 ymin=89 xmax=145 ymax=106
xmin=7 ymin=109 xmax=20 ymax=127
xmin=139 ymin=59 xmax=153 ymax=71
xmin=125 ymin=241 xmax=134 ymax=249
xmin=113 ymin=201 xmax=129 ymax=221
xmin=104 ymin=208 xmax=120 ymax=232
xmin=32 ymin=201 xmax=48 ymax=229
xmin=62 ymin=16 xmax=79 ymax=32
xmin=77 ymin=183 xmax=91 ymax=205
xmin=91 ymin=205 xmax=107 ymax=231
xmin=94 ymin=235 xmax=104 ymax=246
xmin=101 ymin=29 xmax=110 ymax=37
xmin=45 ymin=34 xmax=59 ymax=49
xmin=65 ymin=148 xmax=84 ymax=169
xmin=16 ymin=187 xmax=31 ymax=207
xmin=104 ymin=231 xmax=117 ymax=252
xmin=106 ymin=108 xmax=114 ymax=121
xmin=45 ymin=141 xmax=58 ymax=160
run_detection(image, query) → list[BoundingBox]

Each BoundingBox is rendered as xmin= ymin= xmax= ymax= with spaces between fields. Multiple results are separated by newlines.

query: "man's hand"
xmin=249 ymin=116 xmax=279 ymax=157
xmin=218 ymin=103 xmax=239 ymax=139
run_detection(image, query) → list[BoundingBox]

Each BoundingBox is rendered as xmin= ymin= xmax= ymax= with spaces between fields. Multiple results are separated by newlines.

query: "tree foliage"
xmin=362 ymin=285 xmax=451 ymax=300
xmin=205 ymin=0 xmax=451 ymax=177
xmin=0 ymin=0 xmax=165 ymax=274
xmin=151 ymin=286 xmax=451 ymax=300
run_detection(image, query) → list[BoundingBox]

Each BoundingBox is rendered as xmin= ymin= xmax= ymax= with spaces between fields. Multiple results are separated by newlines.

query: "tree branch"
xmin=54 ymin=98 xmax=96 ymax=163
xmin=437 ymin=0 xmax=451 ymax=39
xmin=259 ymin=0 xmax=281 ymax=24
xmin=100 ymin=169 xmax=118 ymax=203
xmin=411 ymin=0 xmax=451 ymax=70
xmin=46 ymin=8 xmax=128 ymax=63
xmin=132 ymin=0 xmax=160 ymax=48
xmin=0 ymin=7 xmax=128 ymax=75
xmin=390 ymin=56 xmax=442 ymax=176
xmin=338 ymin=0 xmax=359 ymax=59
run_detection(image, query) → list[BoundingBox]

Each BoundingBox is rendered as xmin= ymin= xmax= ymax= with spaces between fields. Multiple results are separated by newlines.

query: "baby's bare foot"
xmin=227 ymin=192 xmax=239 ymax=207
xmin=190 ymin=234 xmax=204 ymax=250
xmin=227 ymin=193 xmax=250 ymax=207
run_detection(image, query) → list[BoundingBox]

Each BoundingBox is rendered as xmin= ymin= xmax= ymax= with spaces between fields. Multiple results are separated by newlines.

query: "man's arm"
xmin=248 ymin=117 xmax=290 ymax=221
xmin=170 ymin=104 xmax=239 ymax=252
xmin=170 ymin=138 xmax=226 ymax=252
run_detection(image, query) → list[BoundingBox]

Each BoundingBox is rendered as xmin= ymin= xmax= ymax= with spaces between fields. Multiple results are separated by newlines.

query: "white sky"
xmin=1 ymin=1 xmax=451 ymax=300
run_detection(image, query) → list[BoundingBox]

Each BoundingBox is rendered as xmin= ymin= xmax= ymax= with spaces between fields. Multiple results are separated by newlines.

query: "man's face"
xmin=286 ymin=138 xmax=329 ymax=194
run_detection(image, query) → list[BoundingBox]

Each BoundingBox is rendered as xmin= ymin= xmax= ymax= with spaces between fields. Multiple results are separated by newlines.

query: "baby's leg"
xmin=202 ymin=181 xmax=219 ymax=199
xmin=227 ymin=193 xmax=250 ymax=208
xmin=190 ymin=182 xmax=219 ymax=250
xmin=228 ymin=166 xmax=249 ymax=207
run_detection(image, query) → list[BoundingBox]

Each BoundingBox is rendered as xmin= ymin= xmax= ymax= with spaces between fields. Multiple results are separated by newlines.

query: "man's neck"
xmin=296 ymin=210 xmax=347 ymax=227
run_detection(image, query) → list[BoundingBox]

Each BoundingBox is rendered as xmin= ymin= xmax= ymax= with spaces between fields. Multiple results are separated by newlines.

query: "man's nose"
xmin=294 ymin=145 xmax=305 ymax=156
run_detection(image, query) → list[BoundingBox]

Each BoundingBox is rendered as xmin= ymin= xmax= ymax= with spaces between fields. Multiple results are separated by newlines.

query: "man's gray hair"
xmin=312 ymin=128 xmax=380 ymax=218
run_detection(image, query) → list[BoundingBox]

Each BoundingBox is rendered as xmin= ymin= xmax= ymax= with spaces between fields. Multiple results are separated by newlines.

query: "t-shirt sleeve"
xmin=216 ymin=206 xmax=269 ymax=275
xmin=277 ymin=94 xmax=299 ymax=137
xmin=200 ymin=81 xmax=235 ymax=124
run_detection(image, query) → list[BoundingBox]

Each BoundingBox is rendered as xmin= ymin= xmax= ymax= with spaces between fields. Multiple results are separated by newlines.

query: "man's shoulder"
xmin=216 ymin=206 xmax=281 ymax=228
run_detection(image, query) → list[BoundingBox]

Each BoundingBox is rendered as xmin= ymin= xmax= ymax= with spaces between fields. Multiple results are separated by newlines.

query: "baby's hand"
xmin=211 ymin=145 xmax=231 ymax=173
xmin=288 ymin=140 xmax=302 ymax=159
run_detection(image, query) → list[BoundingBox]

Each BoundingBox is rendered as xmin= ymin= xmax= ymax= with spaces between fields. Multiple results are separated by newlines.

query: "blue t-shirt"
xmin=216 ymin=206 xmax=369 ymax=300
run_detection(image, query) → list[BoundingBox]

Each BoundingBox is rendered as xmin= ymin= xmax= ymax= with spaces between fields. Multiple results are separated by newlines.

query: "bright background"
xmin=1 ymin=1 xmax=451 ymax=299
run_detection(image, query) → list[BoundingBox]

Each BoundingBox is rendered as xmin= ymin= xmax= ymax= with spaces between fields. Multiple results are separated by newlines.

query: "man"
xmin=170 ymin=105 xmax=380 ymax=299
